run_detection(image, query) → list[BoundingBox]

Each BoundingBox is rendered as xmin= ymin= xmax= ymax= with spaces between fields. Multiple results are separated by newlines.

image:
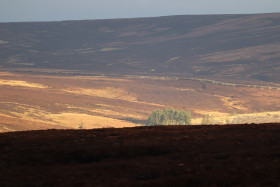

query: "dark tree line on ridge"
xmin=147 ymin=109 xmax=191 ymax=126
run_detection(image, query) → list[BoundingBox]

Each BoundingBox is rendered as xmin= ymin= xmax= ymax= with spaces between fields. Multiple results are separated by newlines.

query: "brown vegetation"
xmin=1 ymin=13 xmax=280 ymax=82
xmin=1 ymin=13 xmax=280 ymax=131
xmin=1 ymin=124 xmax=280 ymax=186
xmin=0 ymin=72 xmax=280 ymax=132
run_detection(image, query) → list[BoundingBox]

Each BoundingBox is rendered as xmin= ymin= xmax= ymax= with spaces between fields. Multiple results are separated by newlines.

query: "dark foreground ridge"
xmin=1 ymin=124 xmax=280 ymax=186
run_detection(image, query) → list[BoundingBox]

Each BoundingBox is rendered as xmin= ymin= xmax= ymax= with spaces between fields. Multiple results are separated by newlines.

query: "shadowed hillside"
xmin=1 ymin=13 xmax=280 ymax=83
xmin=1 ymin=124 xmax=280 ymax=186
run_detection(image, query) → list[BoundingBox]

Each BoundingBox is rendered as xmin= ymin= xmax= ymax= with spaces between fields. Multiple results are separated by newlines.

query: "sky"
xmin=0 ymin=0 xmax=279 ymax=22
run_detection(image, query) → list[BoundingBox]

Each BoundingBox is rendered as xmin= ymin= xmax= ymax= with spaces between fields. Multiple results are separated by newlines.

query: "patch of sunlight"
xmin=64 ymin=87 xmax=137 ymax=101
xmin=100 ymin=47 xmax=123 ymax=52
xmin=47 ymin=113 xmax=142 ymax=129
xmin=0 ymin=79 xmax=48 ymax=88
xmin=0 ymin=40 xmax=9 ymax=44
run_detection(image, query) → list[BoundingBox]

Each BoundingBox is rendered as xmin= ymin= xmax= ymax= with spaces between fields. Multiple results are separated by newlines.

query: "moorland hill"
xmin=1 ymin=13 xmax=280 ymax=83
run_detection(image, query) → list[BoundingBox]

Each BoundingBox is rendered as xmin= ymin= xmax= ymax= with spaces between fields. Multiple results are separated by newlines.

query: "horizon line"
xmin=1 ymin=11 xmax=280 ymax=24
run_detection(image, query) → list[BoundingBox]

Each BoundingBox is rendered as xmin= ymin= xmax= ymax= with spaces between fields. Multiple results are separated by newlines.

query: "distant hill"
xmin=1 ymin=13 xmax=280 ymax=83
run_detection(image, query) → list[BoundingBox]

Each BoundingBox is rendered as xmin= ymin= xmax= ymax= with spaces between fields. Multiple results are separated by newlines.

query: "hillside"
xmin=1 ymin=13 xmax=280 ymax=131
xmin=1 ymin=124 xmax=280 ymax=186
xmin=1 ymin=13 xmax=280 ymax=83
xmin=1 ymin=72 xmax=280 ymax=132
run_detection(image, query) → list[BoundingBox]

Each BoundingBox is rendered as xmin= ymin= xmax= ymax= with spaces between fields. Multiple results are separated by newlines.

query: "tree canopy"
xmin=147 ymin=109 xmax=191 ymax=126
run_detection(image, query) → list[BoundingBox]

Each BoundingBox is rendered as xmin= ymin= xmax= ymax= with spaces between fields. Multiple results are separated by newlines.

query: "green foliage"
xmin=146 ymin=109 xmax=191 ymax=126
xmin=201 ymin=114 xmax=215 ymax=125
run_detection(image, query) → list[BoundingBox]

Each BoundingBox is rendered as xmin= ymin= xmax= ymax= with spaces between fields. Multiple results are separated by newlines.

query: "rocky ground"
xmin=1 ymin=124 xmax=280 ymax=186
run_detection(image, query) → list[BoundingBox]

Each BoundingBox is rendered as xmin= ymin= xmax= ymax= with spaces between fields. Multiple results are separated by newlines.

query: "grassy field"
xmin=1 ymin=72 xmax=280 ymax=132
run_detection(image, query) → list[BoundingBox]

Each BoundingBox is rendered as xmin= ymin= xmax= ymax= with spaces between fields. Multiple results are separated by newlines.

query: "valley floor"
xmin=1 ymin=71 xmax=280 ymax=132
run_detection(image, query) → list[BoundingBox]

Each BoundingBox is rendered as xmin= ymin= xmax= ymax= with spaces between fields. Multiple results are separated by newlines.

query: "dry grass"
xmin=166 ymin=56 xmax=180 ymax=63
xmin=199 ymin=44 xmax=280 ymax=63
xmin=64 ymin=87 xmax=165 ymax=107
xmin=219 ymin=96 xmax=248 ymax=111
xmin=176 ymin=88 xmax=195 ymax=92
xmin=192 ymin=109 xmax=229 ymax=117
xmin=193 ymin=111 xmax=280 ymax=125
xmin=0 ymin=104 xmax=142 ymax=131
xmin=0 ymin=72 xmax=14 ymax=76
xmin=0 ymin=40 xmax=9 ymax=44
xmin=0 ymin=72 xmax=280 ymax=132
xmin=0 ymin=79 xmax=48 ymax=88
xmin=47 ymin=112 xmax=141 ymax=129
xmin=100 ymin=47 xmax=123 ymax=52
xmin=90 ymin=108 xmax=147 ymax=120
xmin=66 ymin=76 xmax=130 ymax=82
xmin=64 ymin=87 xmax=137 ymax=101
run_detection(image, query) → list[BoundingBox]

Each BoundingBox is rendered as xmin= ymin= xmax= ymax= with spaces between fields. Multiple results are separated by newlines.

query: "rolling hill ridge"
xmin=1 ymin=13 xmax=280 ymax=83
xmin=1 ymin=13 xmax=280 ymax=132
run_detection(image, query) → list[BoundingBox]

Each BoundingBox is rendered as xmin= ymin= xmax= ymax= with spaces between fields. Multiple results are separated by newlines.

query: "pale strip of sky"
xmin=0 ymin=0 xmax=279 ymax=22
